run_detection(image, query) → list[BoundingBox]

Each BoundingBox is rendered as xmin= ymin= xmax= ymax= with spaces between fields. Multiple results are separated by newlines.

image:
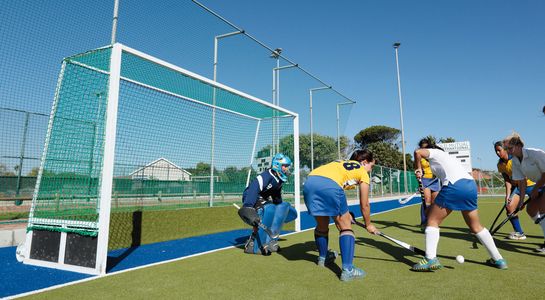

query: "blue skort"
xmin=512 ymin=185 xmax=534 ymax=197
xmin=422 ymin=177 xmax=440 ymax=192
xmin=303 ymin=175 xmax=348 ymax=216
xmin=434 ymin=179 xmax=477 ymax=211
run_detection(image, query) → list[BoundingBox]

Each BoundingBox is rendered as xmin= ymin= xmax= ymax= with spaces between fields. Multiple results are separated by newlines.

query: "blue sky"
xmin=1 ymin=0 xmax=543 ymax=171
xmin=204 ymin=0 xmax=545 ymax=170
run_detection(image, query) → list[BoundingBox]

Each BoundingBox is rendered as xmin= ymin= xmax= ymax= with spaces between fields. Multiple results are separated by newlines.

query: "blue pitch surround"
xmin=0 ymin=197 xmax=418 ymax=298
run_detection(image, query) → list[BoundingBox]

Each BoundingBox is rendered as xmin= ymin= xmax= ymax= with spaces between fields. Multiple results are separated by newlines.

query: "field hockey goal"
xmin=23 ymin=43 xmax=300 ymax=275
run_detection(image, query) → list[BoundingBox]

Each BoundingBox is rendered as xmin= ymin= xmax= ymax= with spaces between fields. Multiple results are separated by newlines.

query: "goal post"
xmin=23 ymin=43 xmax=300 ymax=275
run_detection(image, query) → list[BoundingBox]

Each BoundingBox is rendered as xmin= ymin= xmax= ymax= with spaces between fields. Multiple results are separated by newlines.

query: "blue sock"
xmin=314 ymin=230 xmax=328 ymax=258
xmin=510 ymin=216 xmax=523 ymax=233
xmin=340 ymin=233 xmax=355 ymax=270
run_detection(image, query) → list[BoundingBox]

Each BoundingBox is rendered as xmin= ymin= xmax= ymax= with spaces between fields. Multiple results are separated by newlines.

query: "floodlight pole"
xmin=272 ymin=62 xmax=297 ymax=153
xmin=210 ymin=30 xmax=243 ymax=207
xmin=111 ymin=0 xmax=120 ymax=44
xmin=309 ymin=86 xmax=331 ymax=170
xmin=336 ymin=101 xmax=354 ymax=159
xmin=393 ymin=42 xmax=408 ymax=194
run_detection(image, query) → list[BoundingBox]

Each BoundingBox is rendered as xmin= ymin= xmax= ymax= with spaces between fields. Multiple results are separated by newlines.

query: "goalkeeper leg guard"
xmin=270 ymin=202 xmax=290 ymax=237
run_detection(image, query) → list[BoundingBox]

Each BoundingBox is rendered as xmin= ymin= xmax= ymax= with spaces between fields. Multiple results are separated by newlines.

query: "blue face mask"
xmin=508 ymin=154 xmax=513 ymax=160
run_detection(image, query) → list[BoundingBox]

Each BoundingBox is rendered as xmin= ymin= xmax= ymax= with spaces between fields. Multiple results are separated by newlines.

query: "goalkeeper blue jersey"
xmin=242 ymin=169 xmax=283 ymax=208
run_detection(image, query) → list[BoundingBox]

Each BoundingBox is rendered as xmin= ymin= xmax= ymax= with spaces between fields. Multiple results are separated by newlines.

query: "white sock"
xmin=475 ymin=228 xmax=503 ymax=261
xmin=425 ymin=226 xmax=440 ymax=260
xmin=532 ymin=214 xmax=545 ymax=237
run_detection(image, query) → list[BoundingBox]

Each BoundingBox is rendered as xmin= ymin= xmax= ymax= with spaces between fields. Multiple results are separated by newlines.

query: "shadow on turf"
xmin=276 ymin=241 xmax=343 ymax=278
xmin=354 ymin=236 xmax=488 ymax=269
xmin=373 ymin=220 xmax=545 ymax=258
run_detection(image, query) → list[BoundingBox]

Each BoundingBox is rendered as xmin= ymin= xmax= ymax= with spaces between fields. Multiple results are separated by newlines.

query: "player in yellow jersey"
xmin=494 ymin=141 xmax=535 ymax=240
xmin=418 ymin=139 xmax=441 ymax=227
xmin=303 ymin=149 xmax=378 ymax=281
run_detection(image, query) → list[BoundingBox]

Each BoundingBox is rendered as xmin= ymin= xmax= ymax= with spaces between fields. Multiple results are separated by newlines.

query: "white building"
xmin=129 ymin=158 xmax=192 ymax=181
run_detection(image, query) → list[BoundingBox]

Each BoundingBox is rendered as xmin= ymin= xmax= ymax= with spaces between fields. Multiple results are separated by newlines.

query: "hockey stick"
xmin=490 ymin=197 xmax=531 ymax=235
xmin=398 ymin=192 xmax=419 ymax=205
xmin=349 ymin=212 xmax=425 ymax=256
xmin=489 ymin=203 xmax=506 ymax=230
xmin=399 ymin=178 xmax=425 ymax=205
xmin=233 ymin=203 xmax=279 ymax=239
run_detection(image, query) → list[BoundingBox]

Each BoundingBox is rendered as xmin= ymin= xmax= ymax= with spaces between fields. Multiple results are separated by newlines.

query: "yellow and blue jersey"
xmin=309 ymin=160 xmax=369 ymax=190
xmin=421 ymin=158 xmax=434 ymax=179
xmin=497 ymin=158 xmax=534 ymax=187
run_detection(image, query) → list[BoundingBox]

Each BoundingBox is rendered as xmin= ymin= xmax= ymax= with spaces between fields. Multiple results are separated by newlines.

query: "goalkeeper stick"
xmin=233 ymin=203 xmax=279 ymax=239
xmin=491 ymin=198 xmax=531 ymax=235
xmin=349 ymin=212 xmax=426 ymax=256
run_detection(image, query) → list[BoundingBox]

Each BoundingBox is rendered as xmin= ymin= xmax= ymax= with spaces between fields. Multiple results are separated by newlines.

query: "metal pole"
xmin=293 ymin=115 xmax=301 ymax=231
xmin=272 ymin=63 xmax=297 ymax=153
xmin=336 ymin=104 xmax=340 ymax=160
xmin=309 ymin=89 xmax=313 ymax=170
xmin=275 ymin=58 xmax=279 ymax=153
xmin=380 ymin=166 xmax=384 ymax=197
xmin=15 ymin=112 xmax=30 ymax=205
xmin=309 ymin=86 xmax=331 ymax=170
xmin=389 ymin=167 xmax=393 ymax=196
xmin=490 ymin=173 xmax=496 ymax=195
xmin=336 ymin=101 xmax=354 ymax=160
xmin=393 ymin=42 xmax=408 ymax=193
xmin=246 ymin=120 xmax=261 ymax=187
xmin=272 ymin=60 xmax=277 ymax=152
xmin=210 ymin=30 xmax=243 ymax=207
xmin=111 ymin=0 xmax=120 ymax=44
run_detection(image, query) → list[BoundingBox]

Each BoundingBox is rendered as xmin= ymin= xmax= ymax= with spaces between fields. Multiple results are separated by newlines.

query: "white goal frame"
xmin=24 ymin=43 xmax=301 ymax=275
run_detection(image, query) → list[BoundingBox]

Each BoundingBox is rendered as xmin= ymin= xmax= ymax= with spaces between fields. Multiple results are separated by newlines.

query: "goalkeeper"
xmin=239 ymin=153 xmax=297 ymax=255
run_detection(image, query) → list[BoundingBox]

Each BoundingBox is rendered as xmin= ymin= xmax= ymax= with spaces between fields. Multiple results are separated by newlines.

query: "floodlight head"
xmin=393 ymin=42 xmax=401 ymax=48
xmin=543 ymin=105 xmax=545 ymax=115
xmin=270 ymin=48 xmax=282 ymax=58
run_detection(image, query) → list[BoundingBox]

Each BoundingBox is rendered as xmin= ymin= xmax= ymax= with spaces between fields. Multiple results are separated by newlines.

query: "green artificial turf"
xmin=22 ymin=197 xmax=545 ymax=299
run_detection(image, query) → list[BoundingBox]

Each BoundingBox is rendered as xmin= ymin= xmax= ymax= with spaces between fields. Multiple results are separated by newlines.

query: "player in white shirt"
xmin=503 ymin=132 xmax=545 ymax=253
xmin=411 ymin=144 xmax=507 ymax=271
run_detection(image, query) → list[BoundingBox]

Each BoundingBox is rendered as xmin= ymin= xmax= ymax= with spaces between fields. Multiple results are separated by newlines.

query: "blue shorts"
xmin=422 ymin=177 xmax=440 ymax=192
xmin=434 ymin=179 xmax=477 ymax=211
xmin=303 ymin=176 xmax=348 ymax=217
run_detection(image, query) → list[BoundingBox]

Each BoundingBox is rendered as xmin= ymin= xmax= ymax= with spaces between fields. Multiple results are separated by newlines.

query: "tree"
xmin=26 ymin=167 xmax=55 ymax=177
xmin=367 ymin=142 xmax=414 ymax=170
xmin=354 ymin=126 xmax=400 ymax=149
xmin=439 ymin=137 xmax=456 ymax=143
xmin=417 ymin=135 xmax=456 ymax=146
xmin=27 ymin=167 xmax=40 ymax=177
xmin=0 ymin=164 xmax=16 ymax=176
xmin=219 ymin=166 xmax=250 ymax=182
xmin=186 ymin=162 xmax=217 ymax=176
xmin=278 ymin=133 xmax=351 ymax=169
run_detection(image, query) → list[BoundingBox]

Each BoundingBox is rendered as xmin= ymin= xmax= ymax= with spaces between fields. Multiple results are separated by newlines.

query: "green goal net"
xmin=26 ymin=44 xmax=300 ymax=274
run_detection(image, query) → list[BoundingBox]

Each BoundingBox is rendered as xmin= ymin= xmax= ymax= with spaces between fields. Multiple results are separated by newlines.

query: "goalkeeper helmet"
xmin=271 ymin=153 xmax=292 ymax=182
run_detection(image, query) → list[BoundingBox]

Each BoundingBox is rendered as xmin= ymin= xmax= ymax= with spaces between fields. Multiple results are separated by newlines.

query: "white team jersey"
xmin=427 ymin=148 xmax=473 ymax=186
xmin=511 ymin=148 xmax=545 ymax=183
